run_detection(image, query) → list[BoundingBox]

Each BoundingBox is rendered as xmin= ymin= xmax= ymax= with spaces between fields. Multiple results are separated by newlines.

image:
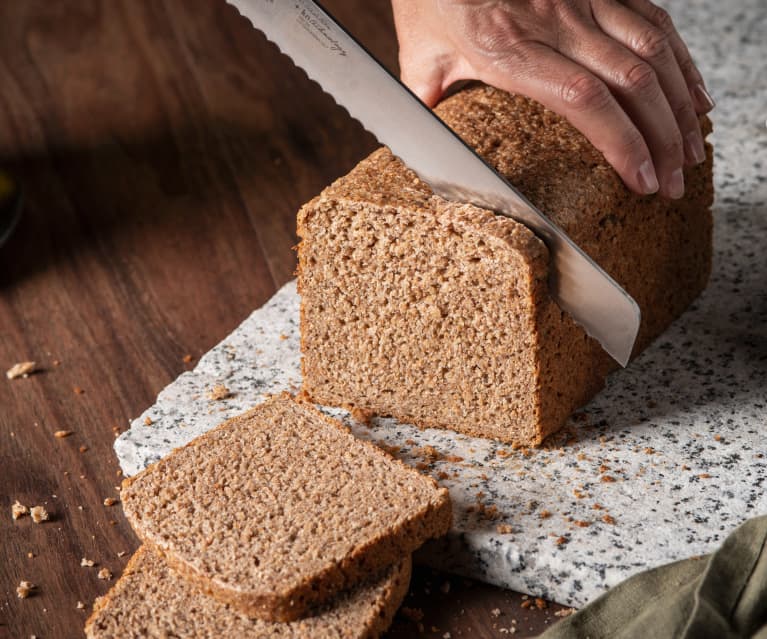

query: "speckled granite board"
xmin=115 ymin=0 xmax=767 ymax=608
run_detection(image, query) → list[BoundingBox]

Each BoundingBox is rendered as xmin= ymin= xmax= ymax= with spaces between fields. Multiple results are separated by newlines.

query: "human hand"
xmin=392 ymin=0 xmax=715 ymax=199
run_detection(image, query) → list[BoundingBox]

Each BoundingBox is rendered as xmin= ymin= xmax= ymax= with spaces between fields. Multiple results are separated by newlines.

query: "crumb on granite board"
xmin=207 ymin=384 xmax=231 ymax=401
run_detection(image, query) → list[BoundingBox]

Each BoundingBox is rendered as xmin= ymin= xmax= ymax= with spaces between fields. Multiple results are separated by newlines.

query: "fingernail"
xmin=637 ymin=160 xmax=659 ymax=194
xmin=685 ymin=131 xmax=706 ymax=165
xmin=693 ymin=83 xmax=715 ymax=111
xmin=667 ymin=168 xmax=685 ymax=199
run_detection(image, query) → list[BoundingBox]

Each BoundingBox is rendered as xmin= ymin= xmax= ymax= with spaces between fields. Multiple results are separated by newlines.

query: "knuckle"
xmin=631 ymin=26 xmax=669 ymax=60
xmin=677 ymin=55 xmax=700 ymax=81
xmin=650 ymin=6 xmax=674 ymax=31
xmin=561 ymin=74 xmax=611 ymax=112
xmin=618 ymin=62 xmax=659 ymax=94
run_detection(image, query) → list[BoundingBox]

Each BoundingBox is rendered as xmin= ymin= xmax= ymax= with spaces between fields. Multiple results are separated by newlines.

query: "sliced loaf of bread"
xmin=297 ymin=85 xmax=713 ymax=446
xmin=85 ymin=546 xmax=411 ymax=639
xmin=120 ymin=394 xmax=450 ymax=621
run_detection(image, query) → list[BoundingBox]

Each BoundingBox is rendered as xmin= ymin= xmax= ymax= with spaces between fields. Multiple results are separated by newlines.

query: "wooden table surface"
xmin=0 ymin=2 xmax=570 ymax=636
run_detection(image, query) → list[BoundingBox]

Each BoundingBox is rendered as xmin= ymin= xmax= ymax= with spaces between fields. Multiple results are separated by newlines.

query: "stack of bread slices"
xmin=86 ymin=394 xmax=451 ymax=638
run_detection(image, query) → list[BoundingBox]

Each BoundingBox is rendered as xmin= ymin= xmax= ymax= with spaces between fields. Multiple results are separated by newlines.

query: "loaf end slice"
xmin=120 ymin=394 xmax=450 ymax=621
xmin=85 ymin=546 xmax=412 ymax=639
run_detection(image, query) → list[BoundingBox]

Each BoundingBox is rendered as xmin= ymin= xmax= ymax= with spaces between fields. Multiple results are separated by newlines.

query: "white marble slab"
xmin=115 ymin=0 xmax=767 ymax=607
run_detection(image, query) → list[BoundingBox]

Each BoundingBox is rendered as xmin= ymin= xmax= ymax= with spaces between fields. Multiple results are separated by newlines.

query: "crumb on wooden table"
xmin=6 ymin=361 xmax=37 ymax=379
xmin=76 ymin=601 xmax=85 ymax=610
xmin=182 ymin=354 xmax=193 ymax=363
xmin=103 ymin=497 xmax=117 ymax=507
xmin=16 ymin=581 xmax=35 ymax=598
xmin=97 ymin=568 xmax=113 ymax=580
xmin=554 ymin=608 xmax=576 ymax=617
xmin=81 ymin=558 xmax=96 ymax=567
xmin=400 ymin=607 xmax=424 ymax=623
xmin=12 ymin=500 xmax=29 ymax=520
xmin=54 ymin=430 xmax=73 ymax=438
xmin=73 ymin=386 xmax=85 ymax=394
xmin=30 ymin=506 xmax=49 ymax=523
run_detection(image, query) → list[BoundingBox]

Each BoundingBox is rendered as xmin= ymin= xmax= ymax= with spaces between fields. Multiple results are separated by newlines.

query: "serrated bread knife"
xmin=228 ymin=0 xmax=641 ymax=367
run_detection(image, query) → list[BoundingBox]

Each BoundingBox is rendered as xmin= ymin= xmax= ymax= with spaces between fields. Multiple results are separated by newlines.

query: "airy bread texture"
xmin=297 ymin=85 xmax=713 ymax=446
xmin=120 ymin=394 xmax=450 ymax=621
xmin=85 ymin=547 xmax=411 ymax=639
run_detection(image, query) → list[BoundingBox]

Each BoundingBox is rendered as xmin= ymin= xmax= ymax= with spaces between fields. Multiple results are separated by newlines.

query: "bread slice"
xmin=85 ymin=546 xmax=411 ymax=639
xmin=297 ymin=84 xmax=713 ymax=446
xmin=120 ymin=393 xmax=450 ymax=621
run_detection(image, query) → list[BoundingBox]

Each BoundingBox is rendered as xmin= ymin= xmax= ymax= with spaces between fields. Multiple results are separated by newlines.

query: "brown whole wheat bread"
xmin=297 ymin=85 xmax=714 ymax=446
xmin=120 ymin=394 xmax=451 ymax=621
xmin=85 ymin=546 xmax=411 ymax=639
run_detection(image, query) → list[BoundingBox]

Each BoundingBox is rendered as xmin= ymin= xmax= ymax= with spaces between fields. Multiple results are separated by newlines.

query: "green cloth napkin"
xmin=541 ymin=515 xmax=767 ymax=639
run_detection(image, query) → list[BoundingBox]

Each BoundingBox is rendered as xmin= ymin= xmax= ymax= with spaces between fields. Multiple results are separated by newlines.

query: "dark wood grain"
xmin=0 ymin=2 xmax=568 ymax=637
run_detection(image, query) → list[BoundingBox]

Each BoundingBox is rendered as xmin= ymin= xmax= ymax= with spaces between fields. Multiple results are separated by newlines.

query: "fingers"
xmin=590 ymin=0 xmax=705 ymax=170
xmin=620 ymin=0 xmax=715 ymax=113
xmin=391 ymin=0 xmax=446 ymax=106
xmin=477 ymin=41 xmax=659 ymax=196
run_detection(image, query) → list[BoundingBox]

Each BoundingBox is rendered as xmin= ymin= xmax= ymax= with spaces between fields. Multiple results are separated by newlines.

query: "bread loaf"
xmin=297 ymin=85 xmax=713 ymax=446
xmin=120 ymin=394 xmax=450 ymax=621
xmin=85 ymin=547 xmax=411 ymax=639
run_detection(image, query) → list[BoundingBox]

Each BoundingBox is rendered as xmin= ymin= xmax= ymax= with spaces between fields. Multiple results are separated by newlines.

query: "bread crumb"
xmin=279 ymin=333 xmax=289 ymax=340
xmin=182 ymin=354 xmax=193 ymax=363
xmin=539 ymin=510 xmax=552 ymax=519
xmin=602 ymin=514 xmax=616 ymax=525
xmin=81 ymin=558 xmax=96 ymax=567
xmin=401 ymin=607 xmax=424 ymax=622
xmin=117 ymin=551 xmax=127 ymax=557
xmin=600 ymin=475 xmax=616 ymax=483
xmin=17 ymin=581 xmax=35 ymax=598
xmin=555 ymin=536 xmax=568 ymax=545
xmin=79 ymin=446 xmax=88 ymax=453
xmin=554 ymin=608 xmax=576 ymax=617
xmin=207 ymin=384 xmax=231 ymax=401
xmin=496 ymin=523 xmax=515 ymax=534
xmin=143 ymin=416 xmax=153 ymax=426
xmin=73 ymin=386 xmax=85 ymax=394
xmin=535 ymin=598 xmax=547 ymax=609
xmin=76 ymin=600 xmax=85 ymax=610
xmin=12 ymin=500 xmax=29 ymax=520
xmin=7 ymin=361 xmax=37 ymax=379
xmin=350 ymin=406 xmax=374 ymax=425
xmin=97 ymin=568 xmax=113 ymax=580
xmin=103 ymin=497 xmax=117 ymax=507
xmin=52 ymin=359 xmax=61 ymax=366
xmin=28 ymin=552 xmax=35 ymax=559
xmin=699 ymin=473 xmax=711 ymax=479
xmin=30 ymin=506 xmax=49 ymax=523
xmin=491 ymin=608 xmax=501 ymax=617
xmin=54 ymin=430 xmax=73 ymax=438
xmin=573 ymin=520 xmax=591 ymax=528
xmin=521 ymin=599 xmax=532 ymax=609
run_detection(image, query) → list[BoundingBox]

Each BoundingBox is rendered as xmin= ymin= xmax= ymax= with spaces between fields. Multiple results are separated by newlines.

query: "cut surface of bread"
xmin=85 ymin=546 xmax=411 ymax=639
xmin=120 ymin=394 xmax=450 ymax=621
xmin=297 ymin=85 xmax=714 ymax=446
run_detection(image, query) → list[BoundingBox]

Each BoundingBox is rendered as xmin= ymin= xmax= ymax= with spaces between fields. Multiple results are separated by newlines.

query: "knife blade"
xmin=228 ymin=0 xmax=641 ymax=366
